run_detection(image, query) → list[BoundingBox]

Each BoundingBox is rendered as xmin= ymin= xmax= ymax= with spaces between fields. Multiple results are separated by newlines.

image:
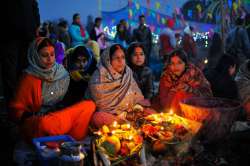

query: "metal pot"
xmin=59 ymin=142 xmax=85 ymax=166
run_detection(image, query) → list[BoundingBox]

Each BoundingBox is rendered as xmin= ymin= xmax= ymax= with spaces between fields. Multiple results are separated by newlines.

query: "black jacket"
xmin=131 ymin=66 xmax=154 ymax=99
xmin=205 ymin=69 xmax=238 ymax=100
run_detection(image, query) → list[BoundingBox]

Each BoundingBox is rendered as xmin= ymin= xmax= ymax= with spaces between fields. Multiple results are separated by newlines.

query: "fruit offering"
xmin=94 ymin=122 xmax=143 ymax=160
xmin=141 ymin=113 xmax=192 ymax=143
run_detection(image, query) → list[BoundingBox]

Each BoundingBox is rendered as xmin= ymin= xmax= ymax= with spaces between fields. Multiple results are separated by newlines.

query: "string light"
xmin=192 ymin=31 xmax=210 ymax=48
xmin=204 ymin=58 xmax=208 ymax=64
xmin=103 ymin=25 xmax=117 ymax=39
xmin=102 ymin=25 xmax=211 ymax=48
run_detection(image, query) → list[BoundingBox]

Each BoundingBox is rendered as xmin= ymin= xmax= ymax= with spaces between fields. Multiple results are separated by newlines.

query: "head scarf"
xmin=161 ymin=63 xmax=212 ymax=97
xmin=86 ymin=40 xmax=100 ymax=63
xmin=25 ymin=37 xmax=68 ymax=81
xmin=66 ymin=45 xmax=95 ymax=81
xmin=89 ymin=45 xmax=144 ymax=114
xmin=25 ymin=37 xmax=69 ymax=110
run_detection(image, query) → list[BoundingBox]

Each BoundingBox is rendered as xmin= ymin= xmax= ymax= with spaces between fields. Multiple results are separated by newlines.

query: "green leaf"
xmin=101 ymin=141 xmax=116 ymax=156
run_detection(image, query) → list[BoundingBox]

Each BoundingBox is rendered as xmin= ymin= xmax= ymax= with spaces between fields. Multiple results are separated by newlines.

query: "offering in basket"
xmin=94 ymin=121 xmax=143 ymax=161
xmin=142 ymin=111 xmax=192 ymax=142
xmin=141 ymin=111 xmax=202 ymax=156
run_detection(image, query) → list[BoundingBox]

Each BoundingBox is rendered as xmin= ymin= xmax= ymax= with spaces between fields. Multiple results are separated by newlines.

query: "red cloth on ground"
xmin=10 ymin=74 xmax=95 ymax=142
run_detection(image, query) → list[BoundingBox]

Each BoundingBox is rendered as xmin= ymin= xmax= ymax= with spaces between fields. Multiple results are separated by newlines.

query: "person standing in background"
xmin=159 ymin=19 xmax=176 ymax=62
xmin=181 ymin=25 xmax=197 ymax=63
xmin=86 ymin=15 xmax=95 ymax=35
xmin=57 ymin=20 xmax=71 ymax=50
xmin=90 ymin=17 xmax=107 ymax=53
xmin=120 ymin=19 xmax=133 ymax=44
xmin=69 ymin=13 xmax=89 ymax=47
xmin=114 ymin=23 xmax=128 ymax=48
xmin=133 ymin=15 xmax=152 ymax=65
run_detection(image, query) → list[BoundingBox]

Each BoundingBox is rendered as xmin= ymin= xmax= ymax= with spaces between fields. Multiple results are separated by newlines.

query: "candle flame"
xmin=113 ymin=121 xmax=118 ymax=127
xmin=169 ymin=109 xmax=174 ymax=115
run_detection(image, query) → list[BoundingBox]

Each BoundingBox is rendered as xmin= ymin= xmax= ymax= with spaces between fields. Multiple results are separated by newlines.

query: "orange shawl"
xmin=10 ymin=74 xmax=42 ymax=121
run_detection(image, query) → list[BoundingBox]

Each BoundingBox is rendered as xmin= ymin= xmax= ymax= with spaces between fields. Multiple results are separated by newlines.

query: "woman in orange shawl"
xmin=10 ymin=37 xmax=95 ymax=143
xmin=156 ymin=49 xmax=212 ymax=114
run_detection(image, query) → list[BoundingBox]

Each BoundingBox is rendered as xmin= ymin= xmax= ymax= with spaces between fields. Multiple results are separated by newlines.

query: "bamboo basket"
xmin=180 ymin=97 xmax=241 ymax=142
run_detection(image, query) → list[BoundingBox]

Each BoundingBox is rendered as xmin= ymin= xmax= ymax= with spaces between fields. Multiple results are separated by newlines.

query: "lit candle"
xmin=97 ymin=131 xmax=102 ymax=136
xmin=128 ymin=135 xmax=133 ymax=140
xmin=168 ymin=109 xmax=174 ymax=123
xmin=121 ymin=123 xmax=131 ymax=130
xmin=169 ymin=109 xmax=174 ymax=115
xmin=113 ymin=121 xmax=118 ymax=128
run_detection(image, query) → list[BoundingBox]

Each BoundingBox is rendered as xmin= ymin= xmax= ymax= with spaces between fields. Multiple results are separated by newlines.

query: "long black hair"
xmin=109 ymin=44 xmax=126 ymax=60
xmin=166 ymin=49 xmax=188 ymax=65
xmin=73 ymin=13 xmax=80 ymax=23
xmin=36 ymin=38 xmax=54 ymax=52
xmin=126 ymin=42 xmax=145 ymax=67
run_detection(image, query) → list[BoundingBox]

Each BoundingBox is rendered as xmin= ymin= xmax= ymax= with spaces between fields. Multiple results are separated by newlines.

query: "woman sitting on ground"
xmin=10 ymin=37 xmax=95 ymax=143
xmin=89 ymin=44 xmax=146 ymax=128
xmin=156 ymin=49 xmax=212 ymax=114
xmin=126 ymin=42 xmax=154 ymax=100
xmin=205 ymin=54 xmax=238 ymax=100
